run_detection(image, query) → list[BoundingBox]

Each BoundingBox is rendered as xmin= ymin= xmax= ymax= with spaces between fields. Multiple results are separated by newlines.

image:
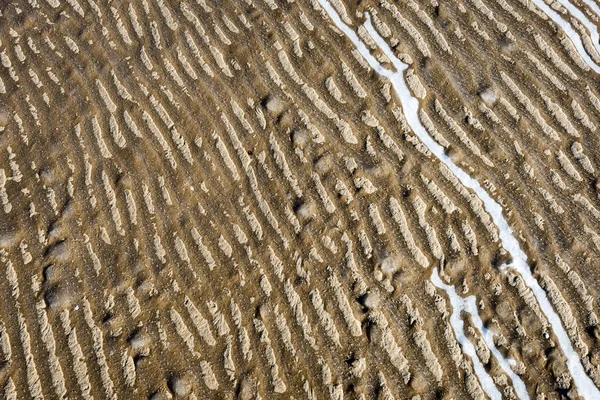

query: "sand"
xmin=0 ymin=0 xmax=600 ymax=398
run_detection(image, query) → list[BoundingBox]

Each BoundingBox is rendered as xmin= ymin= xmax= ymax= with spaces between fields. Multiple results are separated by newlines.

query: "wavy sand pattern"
xmin=1 ymin=0 xmax=600 ymax=398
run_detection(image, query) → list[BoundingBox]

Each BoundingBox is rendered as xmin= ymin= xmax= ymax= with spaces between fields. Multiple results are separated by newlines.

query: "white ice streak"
xmin=431 ymin=268 xmax=502 ymax=400
xmin=557 ymin=0 xmax=600 ymax=62
xmin=317 ymin=0 xmax=600 ymax=398
xmin=530 ymin=0 xmax=600 ymax=72
xmin=431 ymin=268 xmax=528 ymax=399
xmin=581 ymin=0 xmax=600 ymax=22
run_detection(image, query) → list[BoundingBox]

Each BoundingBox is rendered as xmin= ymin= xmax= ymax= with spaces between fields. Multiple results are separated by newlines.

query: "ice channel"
xmin=530 ymin=0 xmax=600 ymax=73
xmin=431 ymin=268 xmax=527 ymax=399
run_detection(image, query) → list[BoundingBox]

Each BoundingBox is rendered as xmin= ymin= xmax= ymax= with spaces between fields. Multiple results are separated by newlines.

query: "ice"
xmin=530 ymin=0 xmax=600 ymax=73
xmin=556 ymin=0 xmax=600 ymax=62
xmin=431 ymin=268 xmax=503 ymax=400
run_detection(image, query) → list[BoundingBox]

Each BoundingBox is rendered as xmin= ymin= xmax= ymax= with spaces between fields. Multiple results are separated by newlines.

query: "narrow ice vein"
xmin=556 ymin=0 xmax=600 ymax=62
xmin=432 ymin=268 xmax=528 ymax=400
xmin=431 ymin=268 xmax=503 ymax=400
xmin=530 ymin=0 xmax=600 ymax=73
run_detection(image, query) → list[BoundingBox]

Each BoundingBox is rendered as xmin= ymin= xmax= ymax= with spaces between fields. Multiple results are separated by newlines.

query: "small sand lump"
xmin=45 ymin=284 xmax=74 ymax=311
xmin=292 ymin=129 xmax=309 ymax=148
xmin=169 ymin=375 xmax=192 ymax=398
xmin=0 ymin=108 xmax=7 ymax=128
xmin=363 ymin=291 xmax=380 ymax=310
xmin=264 ymin=96 xmax=285 ymax=114
xmin=478 ymin=86 xmax=497 ymax=105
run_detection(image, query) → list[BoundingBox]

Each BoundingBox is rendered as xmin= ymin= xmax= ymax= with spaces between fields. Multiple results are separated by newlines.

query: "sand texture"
xmin=1 ymin=0 xmax=600 ymax=399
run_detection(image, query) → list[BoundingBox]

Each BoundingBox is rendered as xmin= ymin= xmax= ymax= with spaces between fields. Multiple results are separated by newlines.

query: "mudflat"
xmin=1 ymin=0 xmax=600 ymax=399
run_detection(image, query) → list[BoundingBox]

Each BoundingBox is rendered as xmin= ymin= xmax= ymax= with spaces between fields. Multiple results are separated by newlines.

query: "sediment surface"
xmin=1 ymin=0 xmax=600 ymax=398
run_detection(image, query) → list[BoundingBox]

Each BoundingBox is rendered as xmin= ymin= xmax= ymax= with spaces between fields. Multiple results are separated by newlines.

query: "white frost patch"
xmin=317 ymin=0 xmax=600 ymax=398
xmin=431 ymin=268 xmax=529 ymax=399
xmin=530 ymin=0 xmax=600 ymax=73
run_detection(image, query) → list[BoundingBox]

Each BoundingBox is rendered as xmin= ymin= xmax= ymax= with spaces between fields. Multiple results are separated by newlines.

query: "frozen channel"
xmin=530 ymin=0 xmax=600 ymax=73
xmin=431 ymin=268 xmax=528 ymax=400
